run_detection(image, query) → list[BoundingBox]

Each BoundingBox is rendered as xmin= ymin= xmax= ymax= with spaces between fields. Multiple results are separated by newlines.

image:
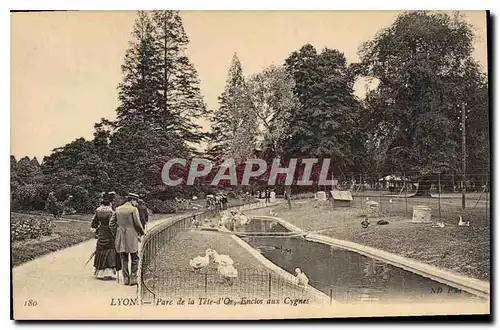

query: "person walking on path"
xmin=137 ymin=199 xmax=149 ymax=232
xmin=110 ymin=193 xmax=145 ymax=286
xmin=265 ymin=189 xmax=271 ymax=205
xmin=90 ymin=196 xmax=121 ymax=280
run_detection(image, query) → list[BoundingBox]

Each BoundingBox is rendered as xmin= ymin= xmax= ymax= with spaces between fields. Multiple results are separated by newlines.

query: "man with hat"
xmin=109 ymin=192 xmax=145 ymax=286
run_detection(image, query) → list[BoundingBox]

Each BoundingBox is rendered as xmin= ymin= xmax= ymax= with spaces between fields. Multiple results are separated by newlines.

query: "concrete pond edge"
xmin=249 ymin=215 xmax=490 ymax=300
xmin=225 ymin=228 xmax=332 ymax=304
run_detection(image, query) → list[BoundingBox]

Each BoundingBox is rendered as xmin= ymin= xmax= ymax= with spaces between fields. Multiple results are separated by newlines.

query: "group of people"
xmin=206 ymin=193 xmax=228 ymax=214
xmin=257 ymin=189 xmax=274 ymax=204
xmin=90 ymin=191 xmax=149 ymax=286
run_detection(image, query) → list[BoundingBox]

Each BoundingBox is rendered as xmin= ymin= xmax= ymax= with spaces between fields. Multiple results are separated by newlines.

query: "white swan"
xmin=217 ymin=262 xmax=238 ymax=285
xmin=189 ymin=249 xmax=212 ymax=271
xmin=212 ymin=251 xmax=234 ymax=266
xmin=295 ymin=268 xmax=309 ymax=287
xmin=432 ymin=221 xmax=445 ymax=228
xmin=458 ymin=216 xmax=466 ymax=226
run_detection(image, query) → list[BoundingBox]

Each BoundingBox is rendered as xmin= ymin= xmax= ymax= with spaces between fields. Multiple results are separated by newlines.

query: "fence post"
xmin=268 ymin=273 xmax=272 ymax=299
xmin=437 ymin=173 xmax=442 ymax=222
xmin=404 ymin=172 xmax=408 ymax=217
xmin=204 ymin=273 xmax=208 ymax=298
xmin=379 ymin=191 xmax=382 ymax=213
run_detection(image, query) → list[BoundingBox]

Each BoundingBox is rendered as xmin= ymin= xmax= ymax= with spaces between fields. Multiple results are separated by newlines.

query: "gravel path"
xmin=143 ymin=230 xmax=321 ymax=303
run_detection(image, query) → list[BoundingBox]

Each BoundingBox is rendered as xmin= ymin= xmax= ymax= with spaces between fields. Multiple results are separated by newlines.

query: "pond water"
xmin=236 ymin=218 xmax=485 ymax=304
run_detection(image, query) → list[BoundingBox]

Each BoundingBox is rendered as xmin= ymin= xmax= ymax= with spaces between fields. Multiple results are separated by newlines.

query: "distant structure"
xmin=331 ymin=190 xmax=353 ymax=208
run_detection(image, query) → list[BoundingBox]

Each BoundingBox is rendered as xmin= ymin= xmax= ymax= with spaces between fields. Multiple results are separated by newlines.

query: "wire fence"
xmin=297 ymin=171 xmax=490 ymax=226
xmin=141 ymin=269 xmax=318 ymax=304
xmin=138 ymin=200 xmax=272 ymax=303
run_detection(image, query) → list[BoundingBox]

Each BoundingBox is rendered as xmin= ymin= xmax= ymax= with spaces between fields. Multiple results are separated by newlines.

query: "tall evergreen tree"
xmin=209 ymin=53 xmax=258 ymax=163
xmin=110 ymin=11 xmax=205 ymax=196
xmin=151 ymin=10 xmax=207 ymax=149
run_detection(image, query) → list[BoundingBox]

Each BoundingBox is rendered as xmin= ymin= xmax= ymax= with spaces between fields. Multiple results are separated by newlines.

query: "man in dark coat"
xmin=137 ymin=199 xmax=149 ymax=231
xmin=110 ymin=193 xmax=145 ymax=286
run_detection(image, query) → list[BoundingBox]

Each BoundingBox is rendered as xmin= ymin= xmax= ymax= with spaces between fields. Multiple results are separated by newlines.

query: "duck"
xmin=189 ymin=249 xmax=212 ymax=271
xmin=217 ymin=262 xmax=238 ymax=285
xmin=389 ymin=198 xmax=393 ymax=203
xmin=295 ymin=268 xmax=309 ymax=287
xmin=361 ymin=217 xmax=370 ymax=229
xmin=458 ymin=216 xmax=466 ymax=226
xmin=212 ymin=251 xmax=234 ymax=266
xmin=432 ymin=221 xmax=445 ymax=228
xmin=269 ymin=209 xmax=278 ymax=216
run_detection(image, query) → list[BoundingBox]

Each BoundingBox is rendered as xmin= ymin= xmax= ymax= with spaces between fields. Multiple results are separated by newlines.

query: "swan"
xmin=458 ymin=216 xmax=466 ymax=226
xmin=217 ymin=262 xmax=238 ymax=285
xmin=432 ymin=221 xmax=445 ymax=228
xmin=189 ymin=249 xmax=212 ymax=271
xmin=236 ymin=213 xmax=251 ymax=226
xmin=295 ymin=268 xmax=309 ymax=287
xmin=212 ymin=251 xmax=234 ymax=266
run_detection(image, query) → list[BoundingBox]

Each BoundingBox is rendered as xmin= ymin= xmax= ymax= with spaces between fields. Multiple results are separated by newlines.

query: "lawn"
xmin=11 ymin=213 xmax=96 ymax=266
xmin=246 ymin=198 xmax=490 ymax=282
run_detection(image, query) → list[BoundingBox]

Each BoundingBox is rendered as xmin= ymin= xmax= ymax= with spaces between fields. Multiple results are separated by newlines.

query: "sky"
xmin=10 ymin=10 xmax=488 ymax=161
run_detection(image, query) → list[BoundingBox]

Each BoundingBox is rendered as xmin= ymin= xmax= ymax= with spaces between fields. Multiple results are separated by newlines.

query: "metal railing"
xmin=140 ymin=269 xmax=318 ymax=305
xmin=138 ymin=200 xmax=270 ymax=303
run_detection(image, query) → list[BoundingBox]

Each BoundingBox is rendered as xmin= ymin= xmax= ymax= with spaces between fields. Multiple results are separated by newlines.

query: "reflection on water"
xmin=237 ymin=219 xmax=485 ymax=303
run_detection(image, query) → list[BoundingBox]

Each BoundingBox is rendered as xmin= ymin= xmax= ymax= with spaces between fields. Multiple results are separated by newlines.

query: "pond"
xmin=235 ymin=218 xmax=485 ymax=304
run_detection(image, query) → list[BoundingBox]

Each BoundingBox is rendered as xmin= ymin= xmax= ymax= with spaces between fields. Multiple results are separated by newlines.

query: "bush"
xmin=11 ymin=215 xmax=56 ymax=241
xmin=147 ymin=199 xmax=179 ymax=214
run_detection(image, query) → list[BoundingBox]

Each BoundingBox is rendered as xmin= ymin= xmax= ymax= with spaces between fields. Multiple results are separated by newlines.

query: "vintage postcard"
xmin=10 ymin=10 xmax=490 ymax=320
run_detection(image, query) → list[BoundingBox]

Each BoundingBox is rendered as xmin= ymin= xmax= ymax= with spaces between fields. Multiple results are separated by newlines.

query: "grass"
xmin=246 ymin=198 xmax=490 ymax=282
xmin=11 ymin=213 xmax=96 ymax=266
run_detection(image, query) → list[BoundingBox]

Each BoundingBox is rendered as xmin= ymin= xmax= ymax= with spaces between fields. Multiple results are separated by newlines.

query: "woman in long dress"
xmin=91 ymin=198 xmax=121 ymax=279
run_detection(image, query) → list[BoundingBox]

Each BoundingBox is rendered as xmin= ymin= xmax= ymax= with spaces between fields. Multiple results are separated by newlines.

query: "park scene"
xmin=11 ymin=10 xmax=489 ymax=318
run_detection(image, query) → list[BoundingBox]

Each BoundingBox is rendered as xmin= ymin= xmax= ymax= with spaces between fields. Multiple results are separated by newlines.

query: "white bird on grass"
xmin=212 ymin=250 xmax=234 ymax=266
xmin=189 ymin=249 xmax=212 ymax=271
xmin=217 ymin=262 xmax=238 ymax=285
xmin=432 ymin=221 xmax=445 ymax=228
xmin=295 ymin=268 xmax=309 ymax=287
xmin=458 ymin=216 xmax=467 ymax=226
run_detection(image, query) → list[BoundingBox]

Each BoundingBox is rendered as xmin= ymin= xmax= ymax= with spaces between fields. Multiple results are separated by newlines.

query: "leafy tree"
xmin=246 ymin=64 xmax=298 ymax=158
xmin=359 ymin=11 xmax=488 ymax=195
xmin=284 ymin=45 xmax=364 ymax=176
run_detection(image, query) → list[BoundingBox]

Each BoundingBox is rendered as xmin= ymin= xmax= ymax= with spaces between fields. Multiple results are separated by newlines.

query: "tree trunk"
xmin=414 ymin=175 xmax=433 ymax=197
